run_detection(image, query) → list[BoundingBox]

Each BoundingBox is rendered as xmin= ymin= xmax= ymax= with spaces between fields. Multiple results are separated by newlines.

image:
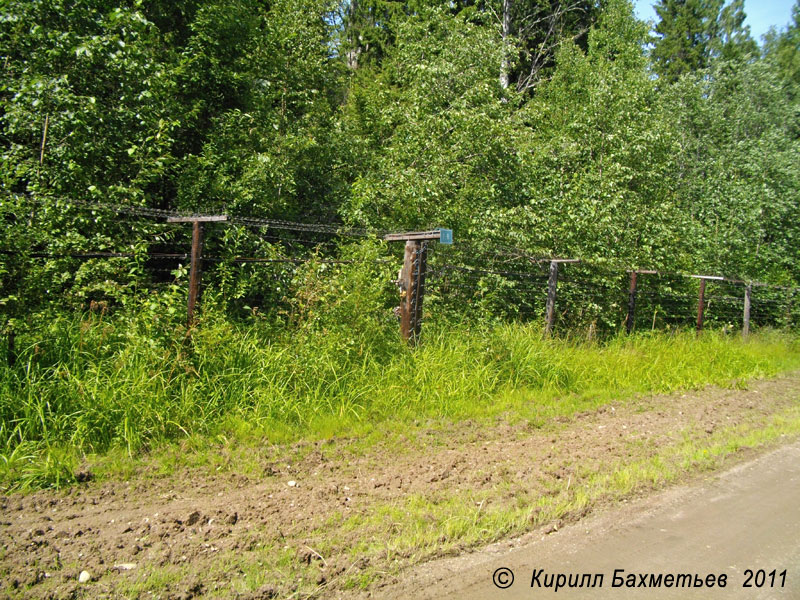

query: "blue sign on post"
xmin=437 ymin=228 xmax=453 ymax=244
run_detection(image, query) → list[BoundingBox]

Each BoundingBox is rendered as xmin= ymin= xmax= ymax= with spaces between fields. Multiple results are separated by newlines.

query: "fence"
xmin=426 ymin=247 xmax=798 ymax=337
xmin=1 ymin=194 xmax=798 ymax=361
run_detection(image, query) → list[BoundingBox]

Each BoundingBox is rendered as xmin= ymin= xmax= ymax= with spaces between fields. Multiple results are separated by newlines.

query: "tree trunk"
xmin=500 ymin=0 xmax=512 ymax=89
xmin=346 ymin=0 xmax=361 ymax=70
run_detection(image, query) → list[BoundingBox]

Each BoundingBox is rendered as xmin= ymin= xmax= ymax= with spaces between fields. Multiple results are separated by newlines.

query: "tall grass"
xmin=2 ymin=306 xmax=799 ymax=490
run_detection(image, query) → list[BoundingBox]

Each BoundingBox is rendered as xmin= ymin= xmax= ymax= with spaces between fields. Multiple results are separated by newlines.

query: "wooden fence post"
xmin=384 ymin=229 xmax=450 ymax=345
xmin=166 ymin=215 xmax=228 ymax=329
xmin=696 ymin=278 xmax=706 ymax=334
xmin=626 ymin=271 xmax=638 ymax=334
xmin=545 ymin=260 xmax=559 ymax=337
xmin=398 ymin=241 xmax=415 ymax=342
xmin=743 ymin=283 xmax=751 ymax=338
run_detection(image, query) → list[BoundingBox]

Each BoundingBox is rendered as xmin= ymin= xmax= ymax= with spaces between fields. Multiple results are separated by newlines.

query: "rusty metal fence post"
xmin=166 ymin=215 xmax=228 ymax=329
xmin=6 ymin=328 xmax=15 ymax=367
xmin=411 ymin=241 xmax=429 ymax=342
xmin=187 ymin=220 xmax=203 ymax=327
xmin=626 ymin=271 xmax=638 ymax=334
xmin=544 ymin=260 xmax=559 ymax=337
xmin=696 ymin=278 xmax=706 ymax=334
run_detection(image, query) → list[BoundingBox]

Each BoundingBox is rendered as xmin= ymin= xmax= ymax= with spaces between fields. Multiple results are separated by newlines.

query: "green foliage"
xmin=514 ymin=0 xmax=683 ymax=265
xmin=174 ymin=0 xmax=346 ymax=220
xmin=651 ymin=0 xmax=756 ymax=82
xmin=1 ymin=1 xmax=177 ymax=199
xmin=2 ymin=0 xmax=798 ymax=320
xmin=287 ymin=239 xmax=397 ymax=350
xmin=1 ymin=0 xmax=799 ymax=491
xmin=337 ymin=0 xmax=408 ymax=70
xmin=763 ymin=0 xmax=800 ymax=98
xmin=2 ymin=313 xmax=798 ymax=490
xmin=341 ymin=5 xmax=528 ymax=237
xmin=662 ymin=58 xmax=800 ymax=281
xmin=714 ymin=0 xmax=758 ymax=62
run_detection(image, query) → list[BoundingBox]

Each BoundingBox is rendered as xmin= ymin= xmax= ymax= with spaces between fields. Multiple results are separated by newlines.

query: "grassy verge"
xmin=326 ymin=409 xmax=800 ymax=594
xmin=111 ymin=380 xmax=800 ymax=599
xmin=1 ymin=308 xmax=799 ymax=490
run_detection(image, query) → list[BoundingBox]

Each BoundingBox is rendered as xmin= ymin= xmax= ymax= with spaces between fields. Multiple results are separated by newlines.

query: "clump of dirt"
xmin=2 ymin=373 xmax=798 ymax=599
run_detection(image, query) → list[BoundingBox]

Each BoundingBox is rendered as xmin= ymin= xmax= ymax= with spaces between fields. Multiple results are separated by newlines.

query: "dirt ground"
xmin=371 ymin=440 xmax=800 ymax=599
xmin=2 ymin=373 xmax=799 ymax=599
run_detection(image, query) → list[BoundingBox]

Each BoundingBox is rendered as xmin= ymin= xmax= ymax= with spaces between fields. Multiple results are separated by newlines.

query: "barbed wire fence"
xmin=1 ymin=193 xmax=798 ymax=366
xmin=426 ymin=254 xmax=798 ymax=337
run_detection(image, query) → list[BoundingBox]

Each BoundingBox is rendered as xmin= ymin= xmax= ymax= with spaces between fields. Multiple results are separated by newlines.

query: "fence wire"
xmin=1 ymin=193 xmax=798 ymax=339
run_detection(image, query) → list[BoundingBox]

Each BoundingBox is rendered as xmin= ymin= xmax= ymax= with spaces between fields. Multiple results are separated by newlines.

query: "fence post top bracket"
xmin=383 ymin=228 xmax=452 ymax=244
xmin=167 ymin=215 xmax=229 ymax=223
xmin=689 ymin=274 xmax=724 ymax=281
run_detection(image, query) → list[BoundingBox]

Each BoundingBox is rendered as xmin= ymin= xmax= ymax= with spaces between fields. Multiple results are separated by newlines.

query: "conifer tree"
xmin=764 ymin=0 xmax=800 ymax=96
xmin=651 ymin=0 xmax=755 ymax=82
xmin=651 ymin=0 xmax=722 ymax=81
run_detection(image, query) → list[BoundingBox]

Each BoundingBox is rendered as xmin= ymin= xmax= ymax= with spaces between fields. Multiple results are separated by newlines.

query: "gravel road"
xmin=377 ymin=439 xmax=800 ymax=599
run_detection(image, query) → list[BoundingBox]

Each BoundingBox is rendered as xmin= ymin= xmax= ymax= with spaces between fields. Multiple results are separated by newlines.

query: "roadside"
xmin=371 ymin=439 xmax=800 ymax=599
xmin=2 ymin=373 xmax=799 ymax=599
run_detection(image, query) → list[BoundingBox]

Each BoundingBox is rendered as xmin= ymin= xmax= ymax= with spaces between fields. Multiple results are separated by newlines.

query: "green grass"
xmin=1 ymin=308 xmax=799 ymax=491
xmin=278 ymin=405 xmax=800 ymax=595
xmin=104 ymin=402 xmax=800 ymax=598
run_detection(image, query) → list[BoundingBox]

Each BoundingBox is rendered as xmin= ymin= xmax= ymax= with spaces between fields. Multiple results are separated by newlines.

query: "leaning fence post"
xmin=743 ymin=283 xmax=751 ymax=338
xmin=545 ymin=260 xmax=559 ymax=337
xmin=626 ymin=271 xmax=638 ymax=334
xmin=696 ymin=278 xmax=706 ymax=334
xmin=166 ymin=214 xmax=228 ymax=329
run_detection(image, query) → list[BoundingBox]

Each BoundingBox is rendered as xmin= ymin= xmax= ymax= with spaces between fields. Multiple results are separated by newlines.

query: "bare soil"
xmin=371 ymin=440 xmax=800 ymax=599
xmin=2 ymin=373 xmax=799 ymax=599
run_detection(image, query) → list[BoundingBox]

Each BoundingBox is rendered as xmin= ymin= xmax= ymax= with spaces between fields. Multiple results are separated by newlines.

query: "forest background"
xmin=2 ymin=0 xmax=800 ymax=317
xmin=1 ymin=0 xmax=800 ymax=488
xmin=3 ymin=0 xmax=800 ymax=284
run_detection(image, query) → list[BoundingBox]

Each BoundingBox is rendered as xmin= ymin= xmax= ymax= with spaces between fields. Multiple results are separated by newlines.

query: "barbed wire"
xmin=229 ymin=215 xmax=377 ymax=238
xmin=2 ymin=192 xmax=181 ymax=219
xmin=1 ymin=193 xmax=389 ymax=238
xmin=4 ymin=193 xmax=798 ymax=293
xmin=3 ymin=193 xmax=798 ymax=334
xmin=0 ymin=250 xmax=189 ymax=260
